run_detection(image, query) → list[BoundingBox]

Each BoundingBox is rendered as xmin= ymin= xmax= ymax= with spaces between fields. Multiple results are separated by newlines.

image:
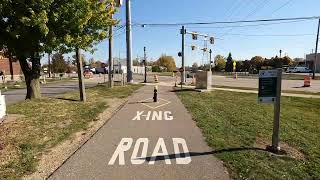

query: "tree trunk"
xmin=25 ymin=75 xmax=41 ymax=99
xmin=9 ymin=56 xmax=14 ymax=81
xmin=19 ymin=53 xmax=42 ymax=100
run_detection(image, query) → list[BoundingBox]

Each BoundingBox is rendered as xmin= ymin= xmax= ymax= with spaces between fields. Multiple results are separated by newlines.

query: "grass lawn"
xmin=0 ymin=84 xmax=142 ymax=179
xmin=176 ymin=90 xmax=320 ymax=180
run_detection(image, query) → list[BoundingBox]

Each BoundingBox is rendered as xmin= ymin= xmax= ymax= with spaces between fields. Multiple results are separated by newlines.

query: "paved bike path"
xmin=49 ymin=85 xmax=229 ymax=180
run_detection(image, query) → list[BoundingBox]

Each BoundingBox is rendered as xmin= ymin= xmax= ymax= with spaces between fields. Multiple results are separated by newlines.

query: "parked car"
xmin=286 ymin=66 xmax=312 ymax=73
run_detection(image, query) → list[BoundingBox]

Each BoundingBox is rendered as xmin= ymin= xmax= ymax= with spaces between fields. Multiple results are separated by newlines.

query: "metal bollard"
xmin=153 ymin=86 xmax=158 ymax=102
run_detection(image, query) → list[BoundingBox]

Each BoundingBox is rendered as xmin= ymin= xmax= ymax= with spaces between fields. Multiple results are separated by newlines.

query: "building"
xmin=306 ymin=53 xmax=320 ymax=73
xmin=0 ymin=53 xmax=23 ymax=81
xmin=112 ymin=58 xmax=147 ymax=74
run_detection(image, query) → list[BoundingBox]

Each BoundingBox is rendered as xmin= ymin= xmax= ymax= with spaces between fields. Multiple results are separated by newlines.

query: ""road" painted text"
xmin=108 ymin=138 xmax=191 ymax=165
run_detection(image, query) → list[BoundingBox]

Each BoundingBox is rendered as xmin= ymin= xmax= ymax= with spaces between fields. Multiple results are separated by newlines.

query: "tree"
xmin=236 ymin=61 xmax=244 ymax=72
xmin=72 ymin=54 xmax=87 ymax=66
xmin=242 ymin=60 xmax=251 ymax=72
xmin=0 ymin=0 xmax=115 ymax=99
xmin=51 ymin=53 xmax=68 ymax=73
xmin=192 ymin=62 xmax=198 ymax=72
xmin=225 ymin=53 xmax=233 ymax=72
xmin=156 ymin=55 xmax=176 ymax=72
xmin=282 ymin=56 xmax=293 ymax=66
xmin=133 ymin=58 xmax=140 ymax=66
xmin=152 ymin=66 xmax=162 ymax=72
xmin=250 ymin=56 xmax=264 ymax=72
xmin=214 ymin=55 xmax=226 ymax=71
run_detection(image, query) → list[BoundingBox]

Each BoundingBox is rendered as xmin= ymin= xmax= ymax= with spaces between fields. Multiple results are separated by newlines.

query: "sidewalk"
xmin=49 ymin=85 xmax=229 ymax=180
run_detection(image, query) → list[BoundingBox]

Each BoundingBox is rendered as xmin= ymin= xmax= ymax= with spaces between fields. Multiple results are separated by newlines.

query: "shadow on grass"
xmin=171 ymin=88 xmax=196 ymax=93
xmin=137 ymin=147 xmax=267 ymax=162
xmin=55 ymin=97 xmax=79 ymax=102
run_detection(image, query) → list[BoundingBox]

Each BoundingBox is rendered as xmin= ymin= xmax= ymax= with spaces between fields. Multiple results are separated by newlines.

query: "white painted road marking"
xmin=140 ymin=98 xmax=171 ymax=109
xmin=108 ymin=138 xmax=192 ymax=165
xmin=132 ymin=111 xmax=173 ymax=121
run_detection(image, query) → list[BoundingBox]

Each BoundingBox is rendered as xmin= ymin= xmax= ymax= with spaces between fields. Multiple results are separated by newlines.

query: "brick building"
xmin=0 ymin=53 xmax=23 ymax=81
xmin=0 ymin=58 xmax=22 ymax=75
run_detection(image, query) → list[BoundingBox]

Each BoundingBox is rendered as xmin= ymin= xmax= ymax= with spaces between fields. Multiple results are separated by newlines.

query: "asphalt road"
xmin=49 ymin=85 xmax=230 ymax=180
xmin=2 ymin=80 xmax=98 ymax=105
xmin=212 ymin=75 xmax=320 ymax=93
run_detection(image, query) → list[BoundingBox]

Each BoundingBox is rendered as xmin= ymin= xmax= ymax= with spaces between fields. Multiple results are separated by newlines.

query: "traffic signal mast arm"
xmin=186 ymin=31 xmax=209 ymax=39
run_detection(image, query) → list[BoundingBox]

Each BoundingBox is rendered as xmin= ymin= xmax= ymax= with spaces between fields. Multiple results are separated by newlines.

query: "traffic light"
xmin=178 ymin=52 xmax=182 ymax=57
xmin=192 ymin=33 xmax=198 ymax=40
xmin=191 ymin=45 xmax=197 ymax=51
xmin=210 ymin=37 xmax=215 ymax=44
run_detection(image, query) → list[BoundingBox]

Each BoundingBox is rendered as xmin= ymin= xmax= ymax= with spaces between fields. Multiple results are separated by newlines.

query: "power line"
xmin=133 ymin=16 xmax=320 ymax=27
xmin=221 ymin=0 xmax=272 ymax=37
xmin=186 ymin=20 xmax=306 ymax=29
xmin=243 ymin=0 xmax=272 ymax=20
xmin=270 ymin=0 xmax=294 ymax=15
xmin=224 ymin=0 xmax=250 ymax=21
xmin=215 ymin=33 xmax=315 ymax=37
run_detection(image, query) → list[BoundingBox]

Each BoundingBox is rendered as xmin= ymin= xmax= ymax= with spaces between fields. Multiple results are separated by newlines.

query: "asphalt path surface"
xmin=49 ymin=85 xmax=230 ymax=180
xmin=2 ymin=80 xmax=98 ymax=105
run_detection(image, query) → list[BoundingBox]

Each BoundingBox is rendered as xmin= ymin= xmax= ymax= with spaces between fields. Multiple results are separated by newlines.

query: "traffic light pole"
xmin=108 ymin=13 xmax=114 ymax=88
xmin=313 ymin=18 xmax=320 ymax=79
xmin=181 ymin=26 xmax=186 ymax=84
xmin=209 ymin=49 xmax=212 ymax=72
xmin=126 ymin=0 xmax=133 ymax=83
xmin=144 ymin=46 xmax=147 ymax=83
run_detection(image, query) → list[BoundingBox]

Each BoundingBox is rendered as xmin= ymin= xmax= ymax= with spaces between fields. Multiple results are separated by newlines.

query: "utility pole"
xmin=181 ymin=26 xmax=186 ymax=83
xmin=313 ymin=18 xmax=320 ymax=79
xmin=76 ymin=48 xmax=86 ymax=102
xmin=48 ymin=53 xmax=51 ymax=78
xmin=126 ymin=0 xmax=133 ymax=83
xmin=144 ymin=46 xmax=147 ymax=83
xmin=108 ymin=13 xmax=114 ymax=88
xmin=209 ymin=49 xmax=212 ymax=72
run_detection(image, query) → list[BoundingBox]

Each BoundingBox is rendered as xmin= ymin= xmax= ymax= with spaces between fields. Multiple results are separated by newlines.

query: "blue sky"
xmin=44 ymin=0 xmax=320 ymax=67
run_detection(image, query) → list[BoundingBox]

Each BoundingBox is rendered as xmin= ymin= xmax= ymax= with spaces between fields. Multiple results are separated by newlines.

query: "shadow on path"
xmin=137 ymin=147 xmax=267 ymax=162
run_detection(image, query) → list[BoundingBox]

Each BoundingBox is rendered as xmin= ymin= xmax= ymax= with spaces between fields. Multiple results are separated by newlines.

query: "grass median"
xmin=0 ymin=83 xmax=142 ymax=179
xmin=176 ymin=90 xmax=320 ymax=180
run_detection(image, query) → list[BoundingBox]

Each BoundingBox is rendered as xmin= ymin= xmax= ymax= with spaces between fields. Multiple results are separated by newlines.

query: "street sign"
xmin=258 ymin=69 xmax=283 ymax=153
xmin=179 ymin=67 xmax=184 ymax=72
xmin=258 ymin=70 xmax=279 ymax=103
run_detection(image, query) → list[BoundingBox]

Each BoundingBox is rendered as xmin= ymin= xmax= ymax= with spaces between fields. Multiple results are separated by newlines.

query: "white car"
xmin=286 ymin=67 xmax=312 ymax=73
